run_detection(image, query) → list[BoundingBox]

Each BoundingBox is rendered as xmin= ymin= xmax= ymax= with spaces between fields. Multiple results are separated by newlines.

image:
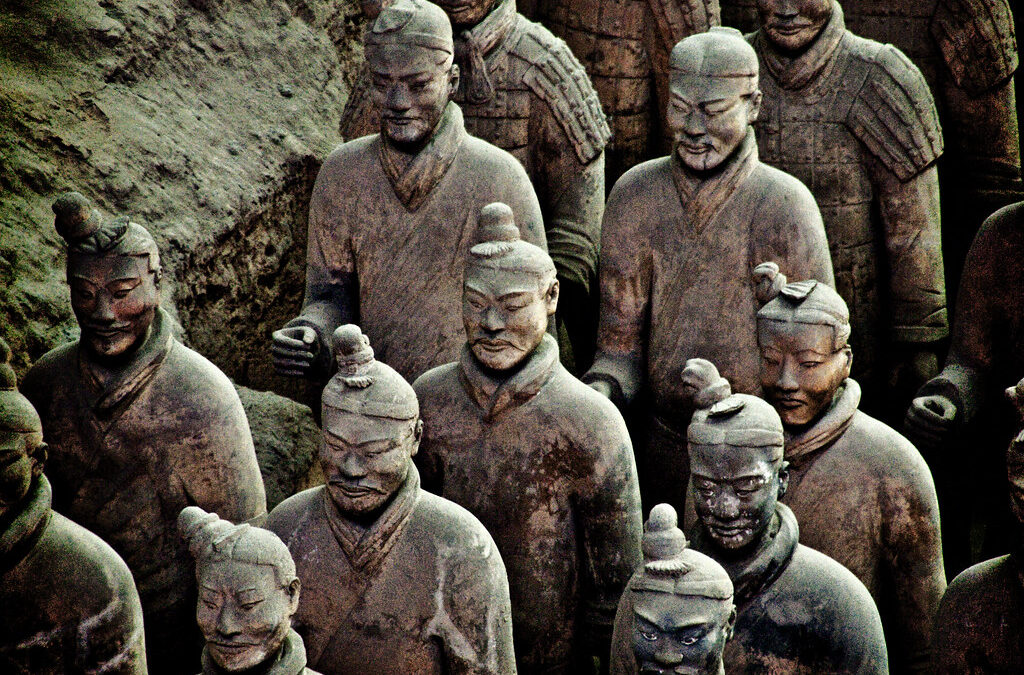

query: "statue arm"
xmin=754 ymin=178 xmax=836 ymax=287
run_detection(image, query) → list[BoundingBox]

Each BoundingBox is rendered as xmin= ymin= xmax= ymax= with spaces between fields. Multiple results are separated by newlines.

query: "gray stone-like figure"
xmin=266 ymin=325 xmax=516 ymax=675
xmin=610 ymin=503 xmax=736 ymax=675
xmin=21 ymin=192 xmax=267 ymax=674
xmin=414 ymin=203 xmax=643 ymax=673
xmin=1 ymin=337 xmax=147 ymax=674
xmin=754 ymin=263 xmax=944 ymax=674
xmin=180 ymin=506 xmax=321 ymax=675
xmin=272 ymin=0 xmax=545 ymax=386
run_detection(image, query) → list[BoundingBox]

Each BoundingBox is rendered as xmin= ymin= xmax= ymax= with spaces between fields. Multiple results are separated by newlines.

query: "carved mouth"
xmin=774 ymin=397 xmax=805 ymax=410
xmin=329 ymin=481 xmax=380 ymax=497
xmin=770 ymin=23 xmax=814 ymax=35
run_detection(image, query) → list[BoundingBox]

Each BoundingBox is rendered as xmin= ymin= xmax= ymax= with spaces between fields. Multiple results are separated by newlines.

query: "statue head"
xmin=668 ymin=27 xmax=761 ymax=173
xmin=434 ymin=0 xmax=499 ymax=30
xmin=755 ymin=0 xmax=833 ymax=54
xmin=685 ymin=359 xmax=788 ymax=555
xmin=365 ymin=0 xmax=459 ymax=151
xmin=180 ymin=507 xmax=300 ymax=672
xmin=631 ymin=503 xmax=736 ymax=675
xmin=53 ymin=192 xmax=162 ymax=364
xmin=320 ymin=326 xmax=422 ymax=519
xmin=463 ymin=202 xmax=558 ymax=372
xmin=754 ymin=262 xmax=852 ymax=428
xmin=0 ymin=338 xmax=47 ymax=521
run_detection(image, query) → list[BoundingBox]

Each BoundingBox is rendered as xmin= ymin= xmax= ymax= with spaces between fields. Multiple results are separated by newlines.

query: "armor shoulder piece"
xmin=931 ymin=0 xmax=1018 ymax=95
xmin=647 ymin=0 xmax=721 ymax=56
xmin=515 ymin=22 xmax=611 ymax=164
xmin=847 ymin=43 xmax=944 ymax=181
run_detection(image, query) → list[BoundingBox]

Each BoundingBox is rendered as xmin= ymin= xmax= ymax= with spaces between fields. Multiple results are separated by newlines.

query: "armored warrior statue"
xmin=0 ymin=338 xmax=147 ymax=674
xmin=20 ymin=192 xmax=267 ymax=674
xmin=180 ymin=507 xmax=321 ymax=675
xmin=609 ymin=503 xmax=736 ymax=675
xmin=272 ymin=0 xmax=545 ymax=386
xmin=266 ymin=325 xmax=516 ymax=675
xmin=414 ymin=203 xmax=643 ymax=673
xmin=342 ymin=0 xmax=611 ymax=369
xmin=582 ymin=27 xmax=833 ymax=508
xmin=747 ymin=0 xmax=948 ymax=420
xmin=755 ymin=263 xmax=945 ymax=674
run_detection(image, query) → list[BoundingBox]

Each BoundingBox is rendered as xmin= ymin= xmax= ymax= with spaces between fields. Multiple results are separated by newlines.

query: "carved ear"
xmin=30 ymin=441 xmax=48 ymax=478
xmin=725 ymin=605 xmax=738 ymax=640
xmin=746 ymin=90 xmax=762 ymax=124
xmin=287 ymin=578 xmax=301 ymax=613
xmin=545 ymin=278 xmax=559 ymax=315
xmin=777 ymin=461 xmax=790 ymax=499
xmin=448 ymin=63 xmax=461 ymax=99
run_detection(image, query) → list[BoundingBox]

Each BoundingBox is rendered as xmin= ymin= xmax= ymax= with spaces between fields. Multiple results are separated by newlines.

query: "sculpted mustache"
xmin=328 ymin=478 xmax=388 ymax=494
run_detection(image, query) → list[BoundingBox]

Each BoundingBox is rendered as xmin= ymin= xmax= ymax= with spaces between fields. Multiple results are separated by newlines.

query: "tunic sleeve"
xmin=752 ymin=174 xmax=835 ymax=288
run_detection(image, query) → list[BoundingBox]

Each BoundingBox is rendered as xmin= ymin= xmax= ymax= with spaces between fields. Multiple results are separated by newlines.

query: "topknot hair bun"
xmin=681 ymin=358 xmax=732 ymax=410
xmin=752 ymin=261 xmax=787 ymax=307
xmin=53 ymin=191 xmax=103 ymax=243
xmin=332 ymin=324 xmax=376 ymax=388
xmin=473 ymin=202 xmax=519 ymax=256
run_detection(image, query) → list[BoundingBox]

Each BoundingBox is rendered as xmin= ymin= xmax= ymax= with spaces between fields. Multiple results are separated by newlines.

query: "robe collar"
xmin=0 ymin=474 xmax=52 ymax=573
xmin=322 ymin=463 xmax=420 ymax=577
xmin=453 ymin=0 xmax=517 ymax=104
xmin=691 ymin=502 xmax=799 ymax=609
xmin=379 ymin=102 xmax=467 ymax=212
xmin=754 ymin=0 xmax=846 ymax=91
xmin=784 ymin=379 xmax=860 ymax=464
xmin=458 ymin=333 xmax=559 ymax=421
xmin=77 ymin=306 xmax=174 ymax=418
xmin=671 ymin=128 xmax=759 ymax=235
xmin=201 ymin=629 xmax=311 ymax=675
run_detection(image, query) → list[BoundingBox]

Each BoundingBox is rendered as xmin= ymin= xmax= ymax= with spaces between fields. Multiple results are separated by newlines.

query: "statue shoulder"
xmin=21 ymin=342 xmax=78 ymax=405
xmin=265 ymin=486 xmax=323 ymax=541
xmin=511 ymin=19 xmax=611 ymax=163
xmin=931 ymin=0 xmax=1018 ymax=95
xmin=846 ymin=42 xmax=943 ymax=180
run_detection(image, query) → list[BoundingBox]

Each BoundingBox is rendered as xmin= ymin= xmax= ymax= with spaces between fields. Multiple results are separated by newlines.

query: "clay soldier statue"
xmin=272 ymin=0 xmax=545 ymax=386
xmin=747 ymin=0 xmax=948 ymax=420
xmin=0 ymin=338 xmax=147 ymax=674
xmin=21 ymin=192 xmax=268 ymax=674
xmin=754 ymin=263 xmax=945 ymax=674
xmin=609 ymin=503 xmax=736 ymax=675
xmin=582 ymin=26 xmax=833 ymax=508
xmin=341 ymin=0 xmax=611 ymax=369
xmin=266 ymin=325 xmax=516 ymax=675
xmin=675 ymin=359 xmax=888 ymax=673
xmin=414 ymin=202 xmax=643 ymax=673
xmin=179 ymin=506 xmax=321 ymax=675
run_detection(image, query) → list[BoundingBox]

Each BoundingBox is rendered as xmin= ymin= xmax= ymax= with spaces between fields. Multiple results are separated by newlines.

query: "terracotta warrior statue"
xmin=746 ymin=0 xmax=948 ymax=421
xmin=1 ymin=338 xmax=147 ymax=674
xmin=609 ymin=503 xmax=736 ymax=675
xmin=266 ymin=325 xmax=516 ymax=675
xmin=754 ymin=263 xmax=945 ymax=674
xmin=678 ymin=361 xmax=888 ymax=672
xmin=533 ymin=0 xmax=720 ymax=183
xmin=180 ymin=506 xmax=320 ymax=675
xmin=21 ymin=192 xmax=268 ymax=673
xmin=582 ymin=26 xmax=834 ymax=508
xmin=414 ymin=203 xmax=643 ymax=673
xmin=906 ymin=200 xmax=1024 ymax=574
xmin=341 ymin=0 xmax=610 ymax=369
xmin=930 ymin=375 xmax=1024 ymax=673
xmin=272 ymin=0 xmax=545 ymax=386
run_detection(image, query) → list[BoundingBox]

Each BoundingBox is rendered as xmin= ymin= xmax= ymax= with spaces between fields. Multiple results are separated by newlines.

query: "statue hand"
xmin=904 ymin=394 xmax=957 ymax=453
xmin=271 ymin=326 xmax=320 ymax=377
xmin=588 ymin=379 xmax=614 ymax=399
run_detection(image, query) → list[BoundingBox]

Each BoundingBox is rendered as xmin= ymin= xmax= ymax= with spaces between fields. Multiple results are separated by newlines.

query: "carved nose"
xmin=339 ymin=451 xmax=367 ymax=478
xmin=715 ymin=492 xmax=741 ymax=519
xmin=216 ymin=607 xmax=242 ymax=637
xmin=777 ymin=363 xmax=799 ymax=391
xmin=93 ymin=294 xmax=117 ymax=323
xmin=385 ymin=85 xmax=412 ymax=111
xmin=480 ymin=307 xmax=504 ymax=331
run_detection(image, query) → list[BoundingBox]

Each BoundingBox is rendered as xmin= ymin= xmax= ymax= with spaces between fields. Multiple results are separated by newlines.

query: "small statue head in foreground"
xmin=463 ymin=202 xmax=558 ymax=371
xmin=668 ymin=27 xmax=761 ymax=173
xmin=180 ymin=506 xmax=300 ymax=672
xmin=0 ymin=338 xmax=47 ymax=521
xmin=631 ymin=503 xmax=736 ymax=674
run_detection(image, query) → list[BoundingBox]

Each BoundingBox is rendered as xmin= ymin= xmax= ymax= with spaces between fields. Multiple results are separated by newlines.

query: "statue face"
xmin=197 ymin=560 xmax=299 ymax=672
xmin=667 ymin=75 xmax=759 ymax=172
xmin=758 ymin=320 xmax=851 ymax=428
xmin=755 ymin=0 xmax=833 ymax=54
xmin=69 ymin=253 xmax=159 ymax=362
xmin=691 ymin=446 xmax=787 ymax=553
xmin=0 ymin=430 xmax=44 ymax=520
xmin=463 ymin=266 xmax=558 ymax=372
xmin=320 ymin=413 xmax=421 ymax=517
xmin=435 ymin=0 xmax=499 ymax=29
xmin=633 ymin=593 xmax=734 ymax=675
xmin=368 ymin=44 xmax=458 ymax=151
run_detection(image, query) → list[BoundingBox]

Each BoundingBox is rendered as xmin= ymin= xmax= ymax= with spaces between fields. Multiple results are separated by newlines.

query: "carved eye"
xmin=681 ymin=635 xmax=700 ymax=646
xmin=640 ymin=630 xmax=658 ymax=641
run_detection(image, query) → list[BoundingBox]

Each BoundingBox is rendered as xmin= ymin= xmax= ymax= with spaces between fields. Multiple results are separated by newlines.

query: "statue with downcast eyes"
xmin=582 ymin=26 xmax=833 ymax=508
xmin=745 ymin=0 xmax=948 ymax=421
xmin=414 ymin=203 xmax=643 ymax=674
xmin=180 ymin=507 xmax=320 ymax=675
xmin=20 ymin=192 xmax=267 ymax=674
xmin=754 ymin=262 xmax=945 ymax=674
xmin=272 ymin=0 xmax=545 ymax=387
xmin=609 ymin=503 xmax=736 ymax=675
xmin=0 ymin=338 xmax=147 ymax=674
xmin=666 ymin=360 xmax=889 ymax=674
xmin=266 ymin=325 xmax=516 ymax=675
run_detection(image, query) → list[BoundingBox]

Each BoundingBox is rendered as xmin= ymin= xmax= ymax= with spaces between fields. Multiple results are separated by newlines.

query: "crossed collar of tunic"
xmin=458 ymin=333 xmax=560 ymax=421
xmin=0 ymin=475 xmax=52 ymax=573
xmin=201 ymin=629 xmax=311 ymax=675
xmin=784 ymin=378 xmax=860 ymax=465
xmin=754 ymin=0 xmax=846 ymax=91
xmin=453 ymin=0 xmax=518 ymax=104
